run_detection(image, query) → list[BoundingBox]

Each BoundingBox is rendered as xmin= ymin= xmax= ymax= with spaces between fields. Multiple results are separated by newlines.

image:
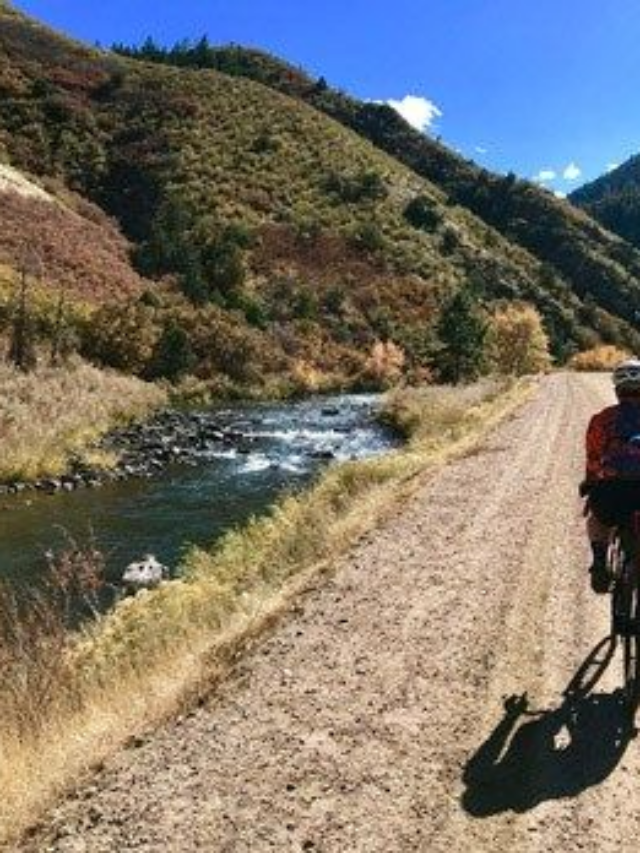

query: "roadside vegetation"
xmin=0 ymin=377 xmax=532 ymax=846
xmin=380 ymin=379 xmax=508 ymax=440
xmin=568 ymin=344 xmax=632 ymax=371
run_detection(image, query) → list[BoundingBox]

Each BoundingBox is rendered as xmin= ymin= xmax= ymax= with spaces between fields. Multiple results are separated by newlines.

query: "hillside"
xmin=115 ymin=41 xmax=640 ymax=356
xmin=0 ymin=5 xmax=639 ymax=391
xmin=570 ymin=155 xmax=640 ymax=250
xmin=0 ymin=165 xmax=147 ymax=302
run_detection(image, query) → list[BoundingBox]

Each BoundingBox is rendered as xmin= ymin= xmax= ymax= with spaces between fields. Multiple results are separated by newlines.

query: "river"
xmin=0 ymin=394 xmax=398 ymax=587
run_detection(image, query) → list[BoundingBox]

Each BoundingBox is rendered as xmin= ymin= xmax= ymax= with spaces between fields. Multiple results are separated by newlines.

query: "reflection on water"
xmin=0 ymin=394 xmax=397 ymax=585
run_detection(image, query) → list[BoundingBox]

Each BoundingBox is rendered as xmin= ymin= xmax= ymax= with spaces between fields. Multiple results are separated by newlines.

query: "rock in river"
xmin=122 ymin=554 xmax=169 ymax=593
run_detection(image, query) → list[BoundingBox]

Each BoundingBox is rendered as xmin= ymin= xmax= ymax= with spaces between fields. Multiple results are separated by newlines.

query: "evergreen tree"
xmin=436 ymin=288 xmax=487 ymax=383
xmin=141 ymin=195 xmax=195 ymax=276
xmin=149 ymin=320 xmax=195 ymax=380
xmin=179 ymin=247 xmax=209 ymax=305
xmin=403 ymin=195 xmax=441 ymax=231
xmin=193 ymin=35 xmax=212 ymax=67
xmin=8 ymin=261 xmax=37 ymax=372
xmin=139 ymin=36 xmax=163 ymax=62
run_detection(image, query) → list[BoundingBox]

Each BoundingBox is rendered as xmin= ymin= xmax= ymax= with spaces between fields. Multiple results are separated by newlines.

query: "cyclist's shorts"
xmin=589 ymin=480 xmax=640 ymax=527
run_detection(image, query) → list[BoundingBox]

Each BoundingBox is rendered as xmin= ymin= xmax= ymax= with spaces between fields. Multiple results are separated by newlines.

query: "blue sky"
xmin=12 ymin=0 xmax=640 ymax=193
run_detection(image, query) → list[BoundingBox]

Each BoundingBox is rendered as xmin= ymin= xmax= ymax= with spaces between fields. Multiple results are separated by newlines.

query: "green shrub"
xmin=148 ymin=320 xmax=196 ymax=380
xmin=404 ymin=195 xmax=441 ymax=231
xmin=321 ymin=169 xmax=387 ymax=204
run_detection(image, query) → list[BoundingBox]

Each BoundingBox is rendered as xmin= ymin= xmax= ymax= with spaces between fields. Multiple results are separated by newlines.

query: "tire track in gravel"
xmin=18 ymin=372 xmax=640 ymax=853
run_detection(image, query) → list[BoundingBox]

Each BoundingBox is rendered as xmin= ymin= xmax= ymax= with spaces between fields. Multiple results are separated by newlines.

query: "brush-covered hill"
xmin=115 ymin=40 xmax=640 ymax=356
xmin=0 ymin=163 xmax=147 ymax=302
xmin=1 ymin=3 xmax=639 ymax=392
xmin=570 ymin=155 xmax=640 ymax=250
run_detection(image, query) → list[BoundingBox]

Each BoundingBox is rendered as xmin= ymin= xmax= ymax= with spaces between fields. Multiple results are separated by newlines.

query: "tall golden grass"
xmin=0 ymin=359 xmax=166 ymax=481
xmin=380 ymin=379 xmax=509 ymax=439
xmin=0 ymin=377 xmax=533 ymax=846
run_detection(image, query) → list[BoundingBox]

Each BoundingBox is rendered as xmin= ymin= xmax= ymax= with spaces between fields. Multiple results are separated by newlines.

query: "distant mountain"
xmin=0 ymin=5 xmax=639 ymax=390
xmin=570 ymin=156 xmax=640 ymax=250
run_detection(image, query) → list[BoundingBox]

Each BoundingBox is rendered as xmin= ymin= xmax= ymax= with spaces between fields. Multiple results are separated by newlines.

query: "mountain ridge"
xmin=570 ymin=154 xmax=640 ymax=250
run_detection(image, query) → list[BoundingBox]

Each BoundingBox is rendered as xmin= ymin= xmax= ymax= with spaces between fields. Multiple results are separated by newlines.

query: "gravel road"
xmin=19 ymin=372 xmax=638 ymax=853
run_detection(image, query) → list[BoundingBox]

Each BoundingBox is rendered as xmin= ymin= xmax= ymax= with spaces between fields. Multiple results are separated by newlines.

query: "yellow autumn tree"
xmin=364 ymin=340 xmax=406 ymax=385
xmin=487 ymin=302 xmax=551 ymax=376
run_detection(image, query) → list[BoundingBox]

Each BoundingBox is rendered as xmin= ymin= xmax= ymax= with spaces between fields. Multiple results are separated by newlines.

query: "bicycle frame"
xmin=609 ymin=511 xmax=640 ymax=710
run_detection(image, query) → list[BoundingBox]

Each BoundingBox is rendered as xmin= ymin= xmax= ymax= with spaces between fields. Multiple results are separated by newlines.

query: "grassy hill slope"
xmin=122 ymin=42 xmax=640 ymax=354
xmin=1 ymin=5 xmax=639 ymax=389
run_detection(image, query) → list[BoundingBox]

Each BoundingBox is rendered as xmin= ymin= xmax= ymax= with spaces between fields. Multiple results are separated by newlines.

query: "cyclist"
xmin=582 ymin=358 xmax=640 ymax=593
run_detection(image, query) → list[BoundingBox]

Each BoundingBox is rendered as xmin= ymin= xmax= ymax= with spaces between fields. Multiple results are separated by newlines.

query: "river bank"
xmin=0 ymin=361 xmax=166 ymax=488
xmin=0 ymin=376 xmax=532 ymax=847
xmin=0 ymin=393 xmax=396 ymax=583
xmin=0 ymin=401 xmax=369 ymax=496
xmin=0 ymin=361 xmax=393 ymax=497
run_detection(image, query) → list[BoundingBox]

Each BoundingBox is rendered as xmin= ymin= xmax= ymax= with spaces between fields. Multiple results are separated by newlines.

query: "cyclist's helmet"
xmin=613 ymin=358 xmax=640 ymax=391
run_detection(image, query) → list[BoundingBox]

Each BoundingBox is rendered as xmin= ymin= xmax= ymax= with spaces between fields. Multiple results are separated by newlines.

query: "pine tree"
xmin=8 ymin=258 xmax=37 ymax=372
xmin=436 ymin=289 xmax=487 ymax=383
xmin=149 ymin=320 xmax=195 ymax=380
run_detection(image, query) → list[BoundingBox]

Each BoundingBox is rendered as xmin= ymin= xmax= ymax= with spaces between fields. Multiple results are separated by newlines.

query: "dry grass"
xmin=0 ymin=359 xmax=166 ymax=481
xmin=0 ymin=377 xmax=534 ymax=846
xmin=380 ymin=379 xmax=510 ymax=440
xmin=0 ymin=545 xmax=105 ymax=740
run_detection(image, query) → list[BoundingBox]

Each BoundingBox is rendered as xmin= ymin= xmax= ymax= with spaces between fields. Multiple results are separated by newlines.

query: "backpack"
xmin=603 ymin=402 xmax=640 ymax=478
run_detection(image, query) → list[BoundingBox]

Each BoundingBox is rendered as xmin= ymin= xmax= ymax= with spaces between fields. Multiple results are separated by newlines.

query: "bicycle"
xmin=608 ymin=511 xmax=640 ymax=710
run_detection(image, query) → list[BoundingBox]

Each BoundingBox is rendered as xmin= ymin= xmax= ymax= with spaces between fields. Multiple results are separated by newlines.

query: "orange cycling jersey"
xmin=587 ymin=401 xmax=640 ymax=482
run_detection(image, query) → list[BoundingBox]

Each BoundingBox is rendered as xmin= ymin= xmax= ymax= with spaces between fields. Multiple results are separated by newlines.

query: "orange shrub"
xmin=569 ymin=345 xmax=632 ymax=371
xmin=363 ymin=340 xmax=406 ymax=386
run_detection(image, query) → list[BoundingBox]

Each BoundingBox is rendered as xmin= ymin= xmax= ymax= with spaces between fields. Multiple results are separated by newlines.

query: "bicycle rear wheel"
xmin=621 ymin=561 xmax=640 ymax=708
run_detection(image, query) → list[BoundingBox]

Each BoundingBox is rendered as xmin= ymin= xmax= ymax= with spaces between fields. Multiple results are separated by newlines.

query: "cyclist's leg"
xmin=587 ymin=482 xmax=617 ymax=592
xmin=587 ymin=511 xmax=611 ymax=546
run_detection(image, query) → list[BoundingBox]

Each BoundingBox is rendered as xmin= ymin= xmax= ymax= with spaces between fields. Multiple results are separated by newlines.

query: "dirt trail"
xmin=18 ymin=373 xmax=640 ymax=853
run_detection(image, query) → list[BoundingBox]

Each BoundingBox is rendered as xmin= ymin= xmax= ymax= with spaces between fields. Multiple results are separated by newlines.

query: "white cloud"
xmin=554 ymin=190 xmax=567 ymax=198
xmin=385 ymin=95 xmax=443 ymax=133
xmin=606 ymin=162 xmax=619 ymax=173
xmin=563 ymin=162 xmax=582 ymax=181
xmin=533 ymin=169 xmax=556 ymax=183
xmin=474 ymin=146 xmax=488 ymax=155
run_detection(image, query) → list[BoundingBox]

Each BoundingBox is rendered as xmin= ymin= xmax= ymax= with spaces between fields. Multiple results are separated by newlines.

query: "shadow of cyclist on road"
xmin=461 ymin=636 xmax=634 ymax=816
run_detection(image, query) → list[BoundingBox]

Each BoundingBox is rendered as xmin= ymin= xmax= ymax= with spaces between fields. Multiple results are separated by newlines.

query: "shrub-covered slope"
xmin=120 ymin=41 xmax=640 ymax=354
xmin=570 ymin=155 xmax=640 ymax=250
xmin=0 ymin=169 xmax=147 ymax=302
xmin=1 ymin=5 xmax=639 ymax=389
